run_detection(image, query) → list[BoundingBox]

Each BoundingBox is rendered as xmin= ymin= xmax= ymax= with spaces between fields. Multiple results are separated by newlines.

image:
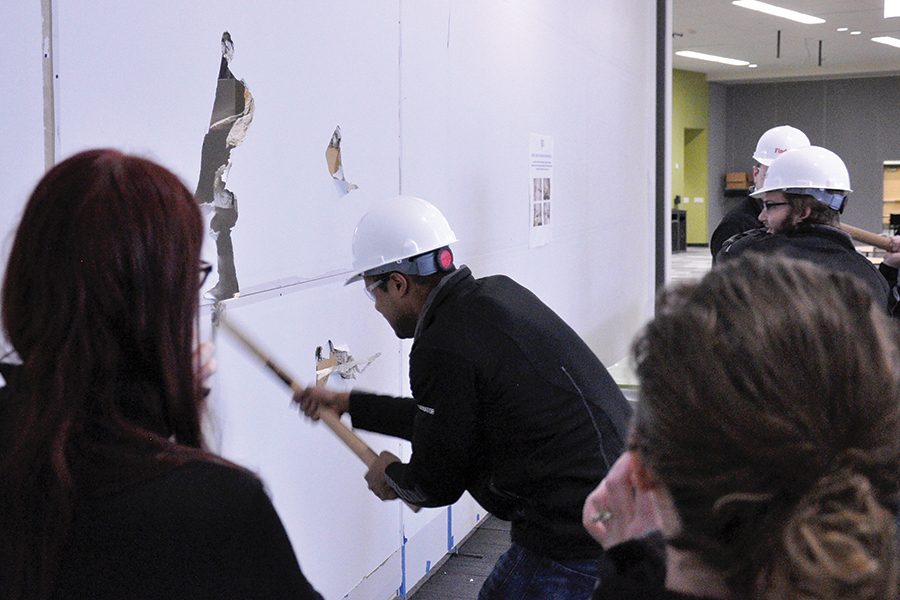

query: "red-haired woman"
xmin=0 ymin=149 xmax=322 ymax=600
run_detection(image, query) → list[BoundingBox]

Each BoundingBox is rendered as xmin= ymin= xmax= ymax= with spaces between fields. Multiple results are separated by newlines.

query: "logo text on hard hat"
xmin=774 ymin=147 xmax=787 ymax=155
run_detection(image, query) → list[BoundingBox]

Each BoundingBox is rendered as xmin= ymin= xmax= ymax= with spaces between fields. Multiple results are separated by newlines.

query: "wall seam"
xmin=398 ymin=0 xmax=403 ymax=196
xmin=41 ymin=0 xmax=56 ymax=170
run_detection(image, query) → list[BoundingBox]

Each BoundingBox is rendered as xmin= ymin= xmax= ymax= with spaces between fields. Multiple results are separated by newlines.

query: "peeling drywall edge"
xmin=204 ymin=268 xmax=354 ymax=311
xmin=195 ymin=32 xmax=255 ymax=302
xmin=325 ymin=125 xmax=358 ymax=192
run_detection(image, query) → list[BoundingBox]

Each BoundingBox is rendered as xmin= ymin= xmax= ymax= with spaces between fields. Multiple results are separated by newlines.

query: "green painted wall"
xmin=672 ymin=69 xmax=709 ymax=244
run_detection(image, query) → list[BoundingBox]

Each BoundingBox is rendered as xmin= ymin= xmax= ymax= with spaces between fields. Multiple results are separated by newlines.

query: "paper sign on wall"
xmin=529 ymin=133 xmax=553 ymax=248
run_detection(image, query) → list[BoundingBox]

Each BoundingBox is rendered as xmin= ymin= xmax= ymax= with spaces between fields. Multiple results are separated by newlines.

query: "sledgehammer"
xmin=840 ymin=223 xmax=894 ymax=252
xmin=216 ymin=313 xmax=420 ymax=512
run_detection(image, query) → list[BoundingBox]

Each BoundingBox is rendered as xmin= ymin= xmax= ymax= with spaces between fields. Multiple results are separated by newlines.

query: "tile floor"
xmin=670 ymin=246 xmax=713 ymax=283
xmin=406 ymin=516 xmax=510 ymax=600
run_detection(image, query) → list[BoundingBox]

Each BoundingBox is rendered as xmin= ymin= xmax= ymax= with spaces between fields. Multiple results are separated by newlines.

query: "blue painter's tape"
xmin=400 ymin=538 xmax=407 ymax=598
xmin=447 ymin=506 xmax=455 ymax=551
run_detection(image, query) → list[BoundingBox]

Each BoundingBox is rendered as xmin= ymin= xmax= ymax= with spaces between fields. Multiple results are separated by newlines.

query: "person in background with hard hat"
xmin=717 ymin=145 xmax=892 ymax=311
xmin=709 ymin=125 xmax=810 ymax=261
xmin=296 ymin=195 xmax=633 ymax=600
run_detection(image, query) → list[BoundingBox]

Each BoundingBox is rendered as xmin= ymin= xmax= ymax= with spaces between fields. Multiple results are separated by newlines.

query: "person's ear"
xmin=794 ymin=205 xmax=812 ymax=224
xmin=631 ymin=451 xmax=660 ymax=491
xmin=387 ymin=272 xmax=410 ymax=296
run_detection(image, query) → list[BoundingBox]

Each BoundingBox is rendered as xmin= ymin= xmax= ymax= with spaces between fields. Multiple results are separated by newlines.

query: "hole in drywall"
xmin=195 ymin=31 xmax=255 ymax=302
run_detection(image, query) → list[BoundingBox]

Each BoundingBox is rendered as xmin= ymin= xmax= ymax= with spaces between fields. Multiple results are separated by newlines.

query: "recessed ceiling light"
xmin=675 ymin=50 xmax=750 ymax=66
xmin=732 ymin=0 xmax=825 ymax=25
xmin=850 ymin=30 xmax=862 ymax=35
xmin=748 ymin=64 xmax=759 ymax=68
xmin=872 ymin=36 xmax=900 ymax=48
xmin=886 ymin=0 xmax=900 ymax=18
xmin=836 ymin=27 xmax=848 ymax=32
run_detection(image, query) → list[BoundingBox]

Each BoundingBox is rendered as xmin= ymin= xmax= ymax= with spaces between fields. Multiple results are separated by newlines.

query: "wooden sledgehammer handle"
xmin=217 ymin=316 xmax=377 ymax=465
xmin=217 ymin=316 xmax=421 ymax=512
xmin=840 ymin=223 xmax=893 ymax=252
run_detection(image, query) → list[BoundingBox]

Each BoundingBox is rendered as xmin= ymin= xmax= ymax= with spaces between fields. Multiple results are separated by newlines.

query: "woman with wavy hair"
xmin=585 ymin=255 xmax=899 ymax=599
xmin=0 ymin=149 xmax=321 ymax=600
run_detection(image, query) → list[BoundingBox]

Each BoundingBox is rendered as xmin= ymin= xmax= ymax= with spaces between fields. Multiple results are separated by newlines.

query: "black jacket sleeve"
xmin=383 ymin=347 xmax=483 ymax=507
xmin=710 ymin=218 xmax=757 ymax=261
xmin=349 ymin=390 xmax=417 ymax=440
xmin=709 ymin=198 xmax=762 ymax=262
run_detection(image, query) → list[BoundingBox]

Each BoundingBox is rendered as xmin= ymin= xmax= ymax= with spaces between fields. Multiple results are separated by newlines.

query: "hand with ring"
xmin=582 ymin=450 xmax=661 ymax=549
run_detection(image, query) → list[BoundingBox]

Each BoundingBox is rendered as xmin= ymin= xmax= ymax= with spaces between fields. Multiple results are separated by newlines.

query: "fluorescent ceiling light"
xmin=732 ymin=0 xmax=825 ymax=25
xmin=837 ymin=27 xmax=848 ymax=32
xmin=675 ymin=50 xmax=750 ymax=66
xmin=886 ymin=0 xmax=900 ymax=18
xmin=872 ymin=35 xmax=900 ymax=48
xmin=850 ymin=31 xmax=862 ymax=35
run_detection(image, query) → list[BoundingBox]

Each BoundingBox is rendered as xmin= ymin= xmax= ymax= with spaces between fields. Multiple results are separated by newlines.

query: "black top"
xmin=709 ymin=195 xmax=762 ymax=262
xmin=0 ymin=361 xmax=19 ymax=397
xmin=1 ymin=363 xmax=321 ymax=600
xmin=593 ymin=534 xmax=718 ymax=600
xmin=52 ymin=460 xmax=323 ymax=600
xmin=349 ymin=266 xmax=633 ymax=560
xmin=717 ymin=224 xmax=892 ymax=311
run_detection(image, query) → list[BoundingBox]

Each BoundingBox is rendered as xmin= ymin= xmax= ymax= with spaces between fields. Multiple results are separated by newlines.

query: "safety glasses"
xmin=364 ymin=277 xmax=388 ymax=301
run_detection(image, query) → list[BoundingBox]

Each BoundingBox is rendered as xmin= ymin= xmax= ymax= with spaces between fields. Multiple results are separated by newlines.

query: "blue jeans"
xmin=477 ymin=543 xmax=600 ymax=600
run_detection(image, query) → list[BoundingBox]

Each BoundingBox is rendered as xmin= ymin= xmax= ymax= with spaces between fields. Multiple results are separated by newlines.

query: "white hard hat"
xmin=346 ymin=195 xmax=458 ymax=284
xmin=752 ymin=125 xmax=811 ymax=166
xmin=751 ymin=146 xmax=852 ymax=211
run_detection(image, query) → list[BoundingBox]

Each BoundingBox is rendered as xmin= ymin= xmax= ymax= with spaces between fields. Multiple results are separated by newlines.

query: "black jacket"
xmin=53 ymin=461 xmax=323 ymax=600
xmin=880 ymin=262 xmax=899 ymax=317
xmin=349 ymin=267 xmax=632 ymax=560
xmin=709 ymin=195 xmax=762 ymax=262
xmin=0 ymin=363 xmax=322 ymax=600
xmin=593 ymin=534 xmax=716 ymax=600
xmin=717 ymin=224 xmax=892 ymax=311
xmin=0 ymin=362 xmax=19 ymax=395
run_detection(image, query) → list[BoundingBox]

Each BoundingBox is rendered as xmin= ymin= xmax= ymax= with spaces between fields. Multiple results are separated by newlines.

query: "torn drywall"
xmin=195 ymin=31 xmax=255 ymax=301
xmin=315 ymin=340 xmax=379 ymax=386
xmin=325 ymin=125 xmax=358 ymax=193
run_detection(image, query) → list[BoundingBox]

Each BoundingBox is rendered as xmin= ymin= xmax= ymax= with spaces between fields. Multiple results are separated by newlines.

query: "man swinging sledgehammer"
xmin=296 ymin=195 xmax=632 ymax=600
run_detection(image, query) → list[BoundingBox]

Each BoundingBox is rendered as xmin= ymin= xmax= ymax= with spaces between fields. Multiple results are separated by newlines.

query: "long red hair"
xmin=1 ymin=149 xmax=212 ymax=599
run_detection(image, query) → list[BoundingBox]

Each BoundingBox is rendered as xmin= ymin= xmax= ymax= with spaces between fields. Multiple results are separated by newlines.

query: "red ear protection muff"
xmin=435 ymin=247 xmax=454 ymax=272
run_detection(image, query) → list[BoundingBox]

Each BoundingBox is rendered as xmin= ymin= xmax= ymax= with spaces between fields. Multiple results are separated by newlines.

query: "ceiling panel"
xmin=674 ymin=0 xmax=900 ymax=82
